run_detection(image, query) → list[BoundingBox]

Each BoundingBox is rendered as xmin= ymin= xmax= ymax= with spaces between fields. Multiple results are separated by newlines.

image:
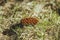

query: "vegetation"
xmin=0 ymin=0 xmax=60 ymax=40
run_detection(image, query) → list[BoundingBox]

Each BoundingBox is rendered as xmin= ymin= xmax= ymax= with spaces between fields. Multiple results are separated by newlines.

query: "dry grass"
xmin=0 ymin=0 xmax=60 ymax=40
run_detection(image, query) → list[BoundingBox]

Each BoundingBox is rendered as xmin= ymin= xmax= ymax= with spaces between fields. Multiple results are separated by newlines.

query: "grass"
xmin=0 ymin=0 xmax=60 ymax=40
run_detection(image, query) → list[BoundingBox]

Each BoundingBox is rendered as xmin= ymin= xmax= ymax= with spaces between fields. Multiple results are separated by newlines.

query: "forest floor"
xmin=0 ymin=0 xmax=60 ymax=40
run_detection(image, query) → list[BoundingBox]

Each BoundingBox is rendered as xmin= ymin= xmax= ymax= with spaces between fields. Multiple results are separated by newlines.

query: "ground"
xmin=0 ymin=0 xmax=60 ymax=40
